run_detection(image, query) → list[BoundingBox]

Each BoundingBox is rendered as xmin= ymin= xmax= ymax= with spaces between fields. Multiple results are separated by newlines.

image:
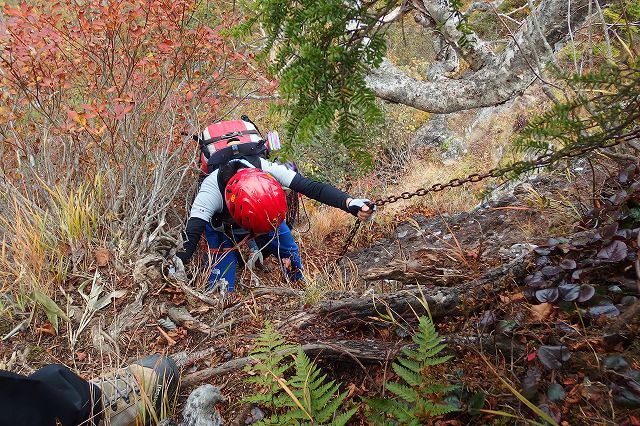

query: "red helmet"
xmin=224 ymin=168 xmax=287 ymax=234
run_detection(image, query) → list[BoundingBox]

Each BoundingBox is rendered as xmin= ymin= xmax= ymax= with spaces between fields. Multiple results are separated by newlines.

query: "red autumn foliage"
xmin=0 ymin=0 xmax=275 ymax=257
xmin=0 ymin=0 xmax=271 ymax=165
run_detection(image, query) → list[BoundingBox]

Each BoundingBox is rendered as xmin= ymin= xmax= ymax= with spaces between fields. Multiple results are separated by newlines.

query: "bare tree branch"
xmin=366 ymin=0 xmax=608 ymax=113
xmin=411 ymin=0 xmax=495 ymax=70
xmin=365 ymin=58 xmax=534 ymax=112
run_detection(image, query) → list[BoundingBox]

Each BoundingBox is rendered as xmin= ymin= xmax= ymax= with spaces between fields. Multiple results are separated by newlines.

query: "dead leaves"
xmin=529 ymin=303 xmax=554 ymax=321
xmin=35 ymin=323 xmax=57 ymax=336
xmin=94 ymin=248 xmax=111 ymax=267
xmin=163 ymin=284 xmax=187 ymax=305
xmin=346 ymin=382 xmax=365 ymax=399
xmin=156 ymin=326 xmax=187 ymax=347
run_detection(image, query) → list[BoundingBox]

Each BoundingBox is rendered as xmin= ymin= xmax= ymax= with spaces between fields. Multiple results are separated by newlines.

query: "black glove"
xmin=347 ymin=198 xmax=376 ymax=221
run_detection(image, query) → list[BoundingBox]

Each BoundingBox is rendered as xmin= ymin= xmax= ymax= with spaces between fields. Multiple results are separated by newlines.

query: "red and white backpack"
xmin=197 ymin=116 xmax=280 ymax=175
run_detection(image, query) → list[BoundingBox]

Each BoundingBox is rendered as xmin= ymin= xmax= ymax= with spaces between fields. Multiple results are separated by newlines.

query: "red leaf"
xmin=157 ymin=39 xmax=174 ymax=53
xmin=527 ymin=351 xmax=537 ymax=362
xmin=113 ymin=102 xmax=133 ymax=119
xmin=67 ymin=109 xmax=80 ymax=122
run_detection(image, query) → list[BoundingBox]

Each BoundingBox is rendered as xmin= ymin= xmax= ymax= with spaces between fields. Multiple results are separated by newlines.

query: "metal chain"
xmin=339 ymin=129 xmax=638 ymax=255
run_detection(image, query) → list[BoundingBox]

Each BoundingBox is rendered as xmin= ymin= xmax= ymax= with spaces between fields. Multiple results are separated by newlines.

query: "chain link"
xmin=339 ymin=129 xmax=638 ymax=255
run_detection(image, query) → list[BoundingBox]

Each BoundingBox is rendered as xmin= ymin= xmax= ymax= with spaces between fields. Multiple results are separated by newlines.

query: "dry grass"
xmin=300 ymin=200 xmax=352 ymax=247
xmin=372 ymin=155 xmax=489 ymax=221
xmin=0 ymin=179 xmax=106 ymax=337
xmin=301 ymin=256 xmax=360 ymax=304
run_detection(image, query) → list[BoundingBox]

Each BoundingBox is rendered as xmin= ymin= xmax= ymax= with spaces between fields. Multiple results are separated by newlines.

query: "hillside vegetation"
xmin=1 ymin=0 xmax=639 ymax=425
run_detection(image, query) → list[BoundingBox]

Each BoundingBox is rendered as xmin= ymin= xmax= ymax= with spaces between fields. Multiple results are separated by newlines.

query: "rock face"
xmin=411 ymin=113 xmax=466 ymax=161
xmin=411 ymin=89 xmax=544 ymax=163
xmin=347 ymin=175 xmax=560 ymax=287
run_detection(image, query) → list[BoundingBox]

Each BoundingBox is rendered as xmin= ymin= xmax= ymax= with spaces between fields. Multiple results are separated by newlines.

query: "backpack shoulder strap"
xmin=206 ymin=141 xmax=267 ymax=174
xmin=216 ymin=156 xmax=263 ymax=190
xmin=199 ymin=129 xmax=260 ymax=150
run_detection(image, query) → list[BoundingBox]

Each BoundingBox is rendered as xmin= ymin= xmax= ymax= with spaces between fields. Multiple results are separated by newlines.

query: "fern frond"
xmin=365 ymin=313 xmax=458 ymax=423
xmin=245 ymin=336 xmax=355 ymax=425
xmin=315 ymin=389 xmax=349 ymax=422
xmin=330 ymin=406 xmax=358 ymax=426
xmin=386 ymin=382 xmax=418 ymax=403
xmin=423 ymin=354 xmax=454 ymax=366
xmin=312 ymin=381 xmax=341 ymax=413
xmin=423 ymin=383 xmax=459 ymax=394
xmin=396 ymin=357 xmax=421 ymax=373
xmin=391 ymin=362 xmax=422 ymax=386
xmin=424 ymin=402 xmax=459 ymax=416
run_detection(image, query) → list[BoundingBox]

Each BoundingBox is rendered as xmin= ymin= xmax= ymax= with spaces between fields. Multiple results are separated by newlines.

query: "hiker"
xmin=175 ymin=118 xmax=375 ymax=292
xmin=0 ymin=355 xmax=178 ymax=426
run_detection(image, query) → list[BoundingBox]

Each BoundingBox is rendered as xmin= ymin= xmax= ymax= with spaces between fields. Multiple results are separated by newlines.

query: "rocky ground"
xmin=1 ymin=160 xmax=639 ymax=425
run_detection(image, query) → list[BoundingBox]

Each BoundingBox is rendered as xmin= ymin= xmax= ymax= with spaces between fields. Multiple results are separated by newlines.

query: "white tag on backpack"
xmin=267 ymin=131 xmax=281 ymax=151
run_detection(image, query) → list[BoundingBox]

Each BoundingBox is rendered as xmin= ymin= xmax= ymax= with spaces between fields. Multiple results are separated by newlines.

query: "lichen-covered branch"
xmin=366 ymin=0 xmax=609 ymax=113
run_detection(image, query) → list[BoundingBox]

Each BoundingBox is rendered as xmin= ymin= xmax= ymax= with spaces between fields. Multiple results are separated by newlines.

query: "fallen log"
xmin=249 ymin=287 xmax=301 ymax=298
xmin=172 ymin=346 xmax=229 ymax=368
xmin=180 ymin=340 xmax=396 ymax=386
xmin=181 ymin=356 xmax=257 ymax=387
xmin=285 ymin=287 xmax=459 ymax=330
xmin=161 ymin=303 xmax=212 ymax=335
xmin=284 ymin=255 xmax=527 ymax=330
xmin=179 ymin=334 xmax=526 ymax=386
xmin=302 ymin=340 xmax=401 ymax=364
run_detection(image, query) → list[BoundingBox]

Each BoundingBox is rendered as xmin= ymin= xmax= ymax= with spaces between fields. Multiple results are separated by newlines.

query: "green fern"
xmin=244 ymin=324 xmax=357 ymax=425
xmin=244 ymin=322 xmax=295 ymax=407
xmin=366 ymin=316 xmax=458 ymax=425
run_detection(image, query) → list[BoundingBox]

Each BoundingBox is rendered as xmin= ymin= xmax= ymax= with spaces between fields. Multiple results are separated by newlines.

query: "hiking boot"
xmin=91 ymin=355 xmax=179 ymax=426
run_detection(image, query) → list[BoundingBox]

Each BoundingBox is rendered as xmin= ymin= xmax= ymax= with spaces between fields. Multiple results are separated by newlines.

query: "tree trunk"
xmin=366 ymin=0 xmax=609 ymax=113
xmin=286 ymin=255 xmax=527 ymax=329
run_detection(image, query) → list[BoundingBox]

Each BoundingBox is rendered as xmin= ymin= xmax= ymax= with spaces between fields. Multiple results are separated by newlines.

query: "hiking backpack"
xmin=197 ymin=116 xmax=268 ymax=175
xmin=193 ymin=117 xmax=300 ymax=229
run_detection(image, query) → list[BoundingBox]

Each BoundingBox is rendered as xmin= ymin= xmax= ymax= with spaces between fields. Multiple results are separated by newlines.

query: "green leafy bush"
xmin=240 ymin=0 xmax=388 ymax=167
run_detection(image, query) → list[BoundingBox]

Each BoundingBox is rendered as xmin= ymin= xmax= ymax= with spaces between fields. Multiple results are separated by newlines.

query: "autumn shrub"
xmin=0 ymin=0 xmax=272 ymax=331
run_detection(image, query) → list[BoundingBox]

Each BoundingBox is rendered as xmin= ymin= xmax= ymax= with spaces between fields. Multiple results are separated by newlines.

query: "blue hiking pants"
xmin=204 ymin=222 xmax=303 ymax=291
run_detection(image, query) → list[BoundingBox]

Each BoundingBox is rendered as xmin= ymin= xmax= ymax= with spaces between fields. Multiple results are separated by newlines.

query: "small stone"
xmin=603 ymin=355 xmax=630 ymax=372
xmin=395 ymin=327 xmax=410 ymax=338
